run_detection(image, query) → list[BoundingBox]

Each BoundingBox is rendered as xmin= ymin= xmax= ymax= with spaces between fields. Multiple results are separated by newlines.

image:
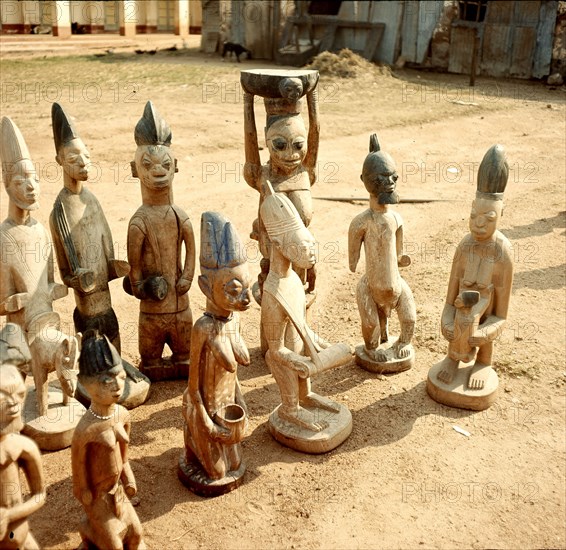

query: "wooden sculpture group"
xmin=0 ymin=68 xmax=514 ymax=546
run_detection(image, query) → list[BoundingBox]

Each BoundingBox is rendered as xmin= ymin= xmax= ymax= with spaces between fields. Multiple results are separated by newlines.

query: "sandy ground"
xmin=1 ymin=40 xmax=565 ymax=549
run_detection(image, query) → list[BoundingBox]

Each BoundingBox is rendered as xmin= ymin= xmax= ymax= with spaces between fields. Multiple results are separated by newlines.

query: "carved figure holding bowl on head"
xmin=49 ymin=102 xmax=150 ymax=409
xmin=260 ymin=182 xmax=352 ymax=454
xmin=427 ymin=145 xmax=513 ymax=411
xmin=241 ymin=69 xmax=320 ymax=301
xmin=349 ymin=134 xmax=416 ymax=374
xmin=0 ymin=116 xmax=83 ymax=451
xmin=0 ymin=361 xmax=46 ymax=550
xmin=126 ymin=101 xmax=196 ymax=381
xmin=179 ymin=212 xmax=252 ymax=497
xmin=71 ymin=331 xmax=145 ymax=550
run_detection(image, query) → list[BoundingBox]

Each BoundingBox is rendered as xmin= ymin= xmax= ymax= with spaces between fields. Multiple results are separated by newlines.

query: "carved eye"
xmin=162 ymin=160 xmax=171 ymax=170
xmin=272 ymin=138 xmax=287 ymax=151
xmin=225 ymin=279 xmax=243 ymax=297
xmin=293 ymin=140 xmax=305 ymax=151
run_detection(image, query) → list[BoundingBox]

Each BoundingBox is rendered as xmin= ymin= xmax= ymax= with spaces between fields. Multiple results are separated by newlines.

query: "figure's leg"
xmin=394 ymin=279 xmax=416 ymax=359
xmin=122 ymin=502 xmax=146 ymax=550
xmin=356 ymin=276 xmax=380 ymax=352
xmin=468 ymin=341 xmax=494 ymax=390
xmin=138 ymin=312 xmax=165 ymax=369
xmin=170 ymin=307 xmax=192 ymax=368
xmin=29 ymin=346 xmax=48 ymax=417
xmin=267 ymin=351 xmax=327 ymax=432
xmin=22 ymin=531 xmax=40 ymax=550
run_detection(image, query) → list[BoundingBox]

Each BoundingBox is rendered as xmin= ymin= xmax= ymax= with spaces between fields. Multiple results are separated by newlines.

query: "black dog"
xmin=221 ymin=42 xmax=252 ymax=63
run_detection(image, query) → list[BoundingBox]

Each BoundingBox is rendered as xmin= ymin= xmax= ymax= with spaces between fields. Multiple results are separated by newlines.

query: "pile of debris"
xmin=306 ymin=49 xmax=391 ymax=79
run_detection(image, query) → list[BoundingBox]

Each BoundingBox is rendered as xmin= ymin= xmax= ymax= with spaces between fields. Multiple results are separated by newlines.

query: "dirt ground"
xmin=1 ymin=41 xmax=565 ymax=549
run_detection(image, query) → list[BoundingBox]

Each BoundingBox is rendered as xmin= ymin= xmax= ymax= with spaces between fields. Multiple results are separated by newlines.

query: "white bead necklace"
xmin=88 ymin=407 xmax=114 ymax=420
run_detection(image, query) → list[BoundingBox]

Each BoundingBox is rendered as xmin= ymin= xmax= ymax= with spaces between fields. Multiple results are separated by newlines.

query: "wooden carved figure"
xmin=0 ymin=116 xmax=84 ymax=451
xmin=260 ymin=182 xmax=352 ymax=453
xmin=71 ymin=331 xmax=145 ymax=550
xmin=178 ymin=212 xmax=252 ymax=497
xmin=0 ymin=364 xmax=46 ymax=550
xmin=427 ymin=145 xmax=513 ymax=410
xmin=241 ymin=69 xmax=320 ymax=300
xmin=126 ymin=101 xmax=195 ymax=381
xmin=49 ymin=103 xmax=150 ymax=409
xmin=349 ymin=134 xmax=416 ymax=373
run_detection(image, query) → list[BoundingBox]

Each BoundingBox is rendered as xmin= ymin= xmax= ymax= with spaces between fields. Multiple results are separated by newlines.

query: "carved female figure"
xmin=71 ymin=331 xmax=145 ymax=549
xmin=179 ymin=212 xmax=251 ymax=496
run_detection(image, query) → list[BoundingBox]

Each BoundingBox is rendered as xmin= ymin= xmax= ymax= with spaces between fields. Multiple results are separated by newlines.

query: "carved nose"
xmin=241 ymin=289 xmax=251 ymax=306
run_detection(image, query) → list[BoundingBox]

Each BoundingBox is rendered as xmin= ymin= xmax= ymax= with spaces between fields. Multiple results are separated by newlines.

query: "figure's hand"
xmin=442 ymin=323 xmax=455 ymax=342
xmin=109 ymin=259 xmax=130 ymax=278
xmin=69 ymin=269 xmax=95 ymax=294
xmin=469 ymin=328 xmax=491 ymax=347
xmin=176 ymin=277 xmax=192 ymax=295
xmin=209 ymin=423 xmax=232 ymax=442
xmin=4 ymin=292 xmax=28 ymax=312
xmin=398 ymin=254 xmax=411 ymax=268
xmin=0 ymin=507 xmax=9 ymax=540
xmin=124 ymin=483 xmax=137 ymax=498
xmin=50 ymin=283 xmax=68 ymax=301
xmin=80 ymin=490 xmax=93 ymax=507
xmin=145 ymin=276 xmax=168 ymax=301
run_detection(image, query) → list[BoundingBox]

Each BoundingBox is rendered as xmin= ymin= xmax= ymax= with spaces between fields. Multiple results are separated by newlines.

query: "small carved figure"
xmin=260 ymin=182 xmax=352 ymax=453
xmin=427 ymin=145 xmax=513 ymax=410
xmin=178 ymin=212 xmax=252 ymax=496
xmin=126 ymin=101 xmax=196 ymax=381
xmin=0 ymin=364 xmax=46 ymax=550
xmin=0 ymin=116 xmax=83 ymax=450
xmin=49 ymin=103 xmax=150 ymax=409
xmin=72 ymin=331 xmax=145 ymax=549
xmin=241 ymin=69 xmax=320 ymax=299
xmin=349 ymin=134 xmax=416 ymax=373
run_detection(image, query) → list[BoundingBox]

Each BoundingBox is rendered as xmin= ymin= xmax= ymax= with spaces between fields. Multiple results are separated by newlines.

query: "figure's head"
xmin=1 ymin=117 xmax=40 ymax=210
xmin=199 ymin=212 xmax=251 ymax=313
xmin=279 ymin=77 xmax=303 ymax=102
xmin=132 ymin=101 xmax=176 ymax=190
xmin=52 ymin=103 xmax=91 ymax=184
xmin=360 ymin=134 xmax=399 ymax=205
xmin=265 ymin=115 xmax=307 ymax=174
xmin=78 ymin=331 xmax=125 ymax=407
xmin=0 ymin=323 xmax=32 ymax=371
xmin=470 ymin=144 xmax=508 ymax=242
xmin=260 ymin=182 xmax=316 ymax=269
xmin=0 ymin=364 xmax=26 ymax=435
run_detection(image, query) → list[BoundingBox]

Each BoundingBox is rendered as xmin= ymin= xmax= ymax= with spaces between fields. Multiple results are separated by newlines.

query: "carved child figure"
xmin=71 ymin=331 xmax=145 ymax=550
xmin=49 ymin=103 xmax=149 ymax=408
xmin=127 ymin=101 xmax=195 ymax=381
xmin=241 ymin=69 xmax=320 ymax=297
xmin=260 ymin=182 xmax=352 ymax=453
xmin=179 ymin=212 xmax=251 ymax=496
xmin=0 ymin=364 xmax=46 ymax=550
xmin=349 ymin=134 xmax=416 ymax=373
xmin=427 ymin=145 xmax=513 ymax=410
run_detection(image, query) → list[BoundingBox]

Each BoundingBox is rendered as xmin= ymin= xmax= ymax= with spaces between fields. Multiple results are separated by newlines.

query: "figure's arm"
xmin=176 ymin=218 xmax=196 ymax=295
xmin=303 ymin=87 xmax=320 ymax=182
xmin=441 ymin=246 xmax=464 ymax=341
xmin=49 ymin=212 xmax=73 ymax=286
xmin=235 ymin=377 xmax=248 ymax=416
xmin=395 ymin=219 xmax=411 ymax=267
xmin=120 ymin=412 xmax=137 ymax=497
xmin=243 ymin=91 xmax=261 ymax=190
xmin=0 ymin=257 xmax=27 ymax=315
xmin=188 ymin=324 xmax=231 ymax=441
xmin=71 ymin=437 xmax=92 ymax=506
xmin=45 ymin=231 xmax=67 ymax=302
xmin=1 ymin=437 xmax=45 ymax=530
xmin=127 ymin=222 xmax=148 ymax=300
xmin=98 ymin=206 xmax=129 ymax=281
xmin=348 ymin=215 xmax=365 ymax=273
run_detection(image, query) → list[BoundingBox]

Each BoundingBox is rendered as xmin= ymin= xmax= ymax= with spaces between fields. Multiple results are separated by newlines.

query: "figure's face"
xmin=58 ymin=138 xmax=91 ymax=182
xmin=469 ymin=198 xmax=502 ymax=242
xmin=278 ymin=226 xmax=317 ymax=269
xmin=362 ymin=155 xmax=399 ymax=196
xmin=135 ymin=145 xmax=174 ymax=190
xmin=279 ymin=78 xmax=303 ymax=101
xmin=5 ymin=159 xmax=40 ymax=210
xmin=0 ymin=366 xmax=26 ymax=434
xmin=211 ymin=264 xmax=252 ymax=313
xmin=266 ymin=117 xmax=307 ymax=173
xmin=83 ymin=363 xmax=126 ymax=408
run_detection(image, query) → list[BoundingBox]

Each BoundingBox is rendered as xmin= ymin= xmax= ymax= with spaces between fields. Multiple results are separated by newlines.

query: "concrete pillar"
xmin=143 ymin=0 xmax=158 ymax=33
xmin=174 ymin=0 xmax=189 ymax=36
xmin=53 ymin=0 xmax=71 ymax=38
xmin=1 ymin=1 xmax=24 ymax=33
xmin=119 ymin=0 xmax=137 ymax=36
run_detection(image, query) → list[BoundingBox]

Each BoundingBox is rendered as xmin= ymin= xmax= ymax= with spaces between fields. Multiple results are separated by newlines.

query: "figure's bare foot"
xmin=373 ymin=348 xmax=388 ymax=362
xmin=468 ymin=362 xmax=493 ymax=390
xmin=302 ymin=393 xmax=341 ymax=413
xmin=395 ymin=341 xmax=413 ymax=359
xmin=279 ymin=406 xmax=328 ymax=432
xmin=436 ymin=356 xmax=459 ymax=384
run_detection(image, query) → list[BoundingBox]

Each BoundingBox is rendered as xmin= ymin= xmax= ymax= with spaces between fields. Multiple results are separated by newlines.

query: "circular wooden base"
xmin=177 ymin=452 xmax=245 ymax=497
xmin=139 ymin=358 xmax=189 ymax=382
xmin=76 ymin=360 xmax=151 ymax=410
xmin=269 ymin=401 xmax=352 ymax=454
xmin=355 ymin=340 xmax=414 ymax=374
xmin=426 ymin=359 xmax=499 ymax=411
xmin=22 ymin=384 xmax=85 ymax=451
